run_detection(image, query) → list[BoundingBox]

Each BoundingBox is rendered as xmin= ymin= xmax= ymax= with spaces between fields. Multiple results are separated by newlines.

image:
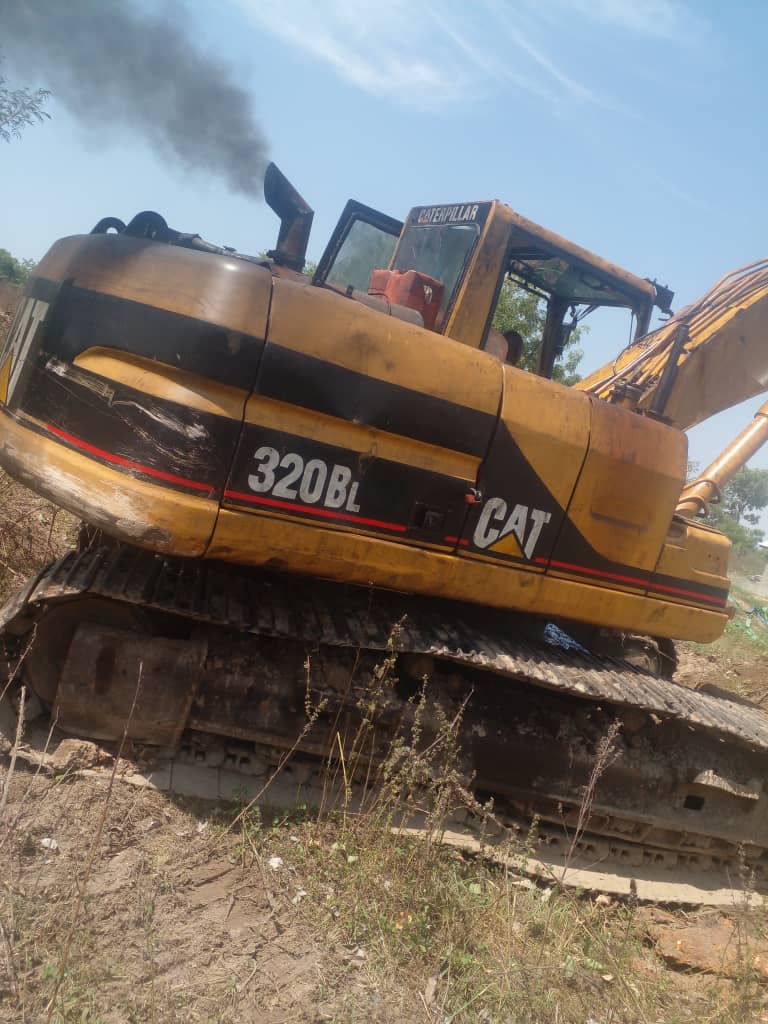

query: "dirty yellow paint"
xmin=0 ymin=354 xmax=10 ymax=406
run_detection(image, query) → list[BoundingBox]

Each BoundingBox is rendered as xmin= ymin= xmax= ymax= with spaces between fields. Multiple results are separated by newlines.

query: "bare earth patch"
xmin=1 ymin=773 xmax=338 ymax=1023
xmin=2 ymin=760 xmax=768 ymax=1024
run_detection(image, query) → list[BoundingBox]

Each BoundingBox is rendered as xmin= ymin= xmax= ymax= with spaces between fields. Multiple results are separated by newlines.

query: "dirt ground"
xmin=1 ymin=771 xmax=342 ymax=1023
xmin=3 ymin=636 xmax=768 ymax=1024
xmin=2 ymin=762 xmax=767 ymax=1024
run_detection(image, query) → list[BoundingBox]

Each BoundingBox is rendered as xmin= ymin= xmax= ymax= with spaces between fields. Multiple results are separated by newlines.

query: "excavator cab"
xmin=313 ymin=200 xmax=402 ymax=292
xmin=498 ymin=216 xmax=674 ymax=377
xmin=313 ymin=187 xmax=674 ymax=380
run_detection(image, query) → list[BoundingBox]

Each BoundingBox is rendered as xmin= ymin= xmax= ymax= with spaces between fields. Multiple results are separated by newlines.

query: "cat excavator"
xmin=3 ymin=164 xmax=768 ymax=897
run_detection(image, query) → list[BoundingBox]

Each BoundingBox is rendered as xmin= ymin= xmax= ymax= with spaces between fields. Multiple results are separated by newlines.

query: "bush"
xmin=0 ymin=247 xmax=34 ymax=285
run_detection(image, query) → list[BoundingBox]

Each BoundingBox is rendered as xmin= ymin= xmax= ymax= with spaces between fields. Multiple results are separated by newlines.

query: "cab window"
xmin=314 ymin=200 xmax=402 ymax=292
xmin=325 ymin=219 xmax=398 ymax=292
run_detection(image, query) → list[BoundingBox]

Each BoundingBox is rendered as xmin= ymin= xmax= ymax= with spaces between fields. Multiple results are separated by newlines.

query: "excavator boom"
xmin=578 ymin=259 xmax=768 ymax=429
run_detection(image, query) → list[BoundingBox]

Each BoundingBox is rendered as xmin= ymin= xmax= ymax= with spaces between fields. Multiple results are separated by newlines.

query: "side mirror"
xmin=555 ymin=319 xmax=575 ymax=357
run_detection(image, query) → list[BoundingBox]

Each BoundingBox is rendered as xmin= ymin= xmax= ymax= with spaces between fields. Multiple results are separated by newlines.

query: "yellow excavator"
xmin=3 ymin=164 xmax=768 ymax=891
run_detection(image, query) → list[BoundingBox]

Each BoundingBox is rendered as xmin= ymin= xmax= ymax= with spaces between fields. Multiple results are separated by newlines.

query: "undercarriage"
xmin=2 ymin=545 xmax=768 ymax=903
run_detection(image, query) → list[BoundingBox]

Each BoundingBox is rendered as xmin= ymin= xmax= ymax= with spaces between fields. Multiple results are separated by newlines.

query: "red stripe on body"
xmin=224 ymin=489 xmax=408 ymax=533
xmin=43 ymin=420 xmax=728 ymax=607
xmin=542 ymin=557 xmax=648 ymax=589
xmin=645 ymin=579 xmax=727 ymax=606
xmin=46 ymin=423 xmax=215 ymax=494
xmin=539 ymin=556 xmax=727 ymax=607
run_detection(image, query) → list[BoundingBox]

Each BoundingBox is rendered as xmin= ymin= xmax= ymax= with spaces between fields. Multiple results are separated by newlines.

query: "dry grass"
xmin=0 ymin=298 xmax=78 ymax=601
xmin=3 ymin=654 xmax=768 ymax=1022
xmin=0 ymin=470 xmax=79 ymax=602
xmin=2 ymin=763 xmax=766 ymax=1022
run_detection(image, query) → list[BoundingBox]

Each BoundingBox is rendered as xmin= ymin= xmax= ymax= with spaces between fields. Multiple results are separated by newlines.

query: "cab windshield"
xmin=391 ymin=222 xmax=479 ymax=324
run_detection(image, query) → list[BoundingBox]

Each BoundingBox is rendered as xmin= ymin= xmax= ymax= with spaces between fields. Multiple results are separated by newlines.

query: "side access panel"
xmin=459 ymin=365 xmax=591 ymax=572
xmin=211 ymin=277 xmax=503 ymax=575
xmin=548 ymin=400 xmax=689 ymax=602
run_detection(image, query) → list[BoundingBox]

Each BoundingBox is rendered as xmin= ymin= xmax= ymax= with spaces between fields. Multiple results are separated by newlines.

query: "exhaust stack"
xmin=264 ymin=162 xmax=314 ymax=272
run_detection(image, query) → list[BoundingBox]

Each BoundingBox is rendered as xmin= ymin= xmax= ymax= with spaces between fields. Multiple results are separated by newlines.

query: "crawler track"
xmin=3 ymin=545 xmax=768 ymax=902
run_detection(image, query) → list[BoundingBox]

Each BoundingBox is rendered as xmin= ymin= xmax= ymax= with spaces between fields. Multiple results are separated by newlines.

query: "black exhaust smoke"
xmin=1 ymin=0 xmax=269 ymax=198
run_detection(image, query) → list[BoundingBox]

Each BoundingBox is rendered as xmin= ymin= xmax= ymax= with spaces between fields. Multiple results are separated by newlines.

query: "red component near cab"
xmin=368 ymin=268 xmax=445 ymax=330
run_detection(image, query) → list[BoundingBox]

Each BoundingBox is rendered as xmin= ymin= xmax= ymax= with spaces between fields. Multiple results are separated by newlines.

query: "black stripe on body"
xmin=226 ymin=422 xmax=472 ymax=543
xmin=32 ymin=279 xmax=266 ymax=391
xmin=22 ymin=361 xmax=239 ymax=496
xmin=648 ymin=569 xmax=729 ymax=606
xmin=25 ymin=277 xmax=62 ymax=305
xmin=464 ymin=424 xmax=728 ymax=608
xmin=30 ymin=278 xmax=495 ymax=459
xmin=256 ymin=343 xmax=496 ymax=458
xmin=17 ymin=282 xmax=729 ymax=610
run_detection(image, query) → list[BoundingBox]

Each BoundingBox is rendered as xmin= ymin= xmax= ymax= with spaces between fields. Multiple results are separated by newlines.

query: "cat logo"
xmin=472 ymin=497 xmax=552 ymax=560
xmin=0 ymin=297 xmax=50 ymax=406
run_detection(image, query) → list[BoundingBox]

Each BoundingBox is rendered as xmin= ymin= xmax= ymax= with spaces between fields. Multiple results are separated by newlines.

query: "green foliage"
xmin=721 ymin=467 xmax=768 ymax=526
xmin=724 ymin=598 xmax=768 ymax=653
xmin=708 ymin=509 xmax=765 ymax=553
xmin=705 ymin=468 xmax=768 ymax=552
xmin=0 ymin=248 xmax=35 ymax=284
xmin=491 ymin=277 xmax=584 ymax=385
xmin=0 ymin=57 xmax=50 ymax=143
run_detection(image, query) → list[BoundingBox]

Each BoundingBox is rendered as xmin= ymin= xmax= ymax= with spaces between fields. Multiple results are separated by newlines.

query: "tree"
xmin=0 ymin=57 xmax=50 ymax=143
xmin=0 ymin=248 xmax=35 ymax=284
xmin=707 ymin=508 xmax=764 ymax=553
xmin=720 ymin=467 xmax=768 ymax=526
xmin=491 ymin=278 xmax=584 ymax=385
xmin=705 ymin=467 xmax=768 ymax=552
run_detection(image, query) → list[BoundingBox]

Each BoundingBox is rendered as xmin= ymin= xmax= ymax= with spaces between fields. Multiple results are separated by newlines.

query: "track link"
xmin=3 ymin=545 xmax=768 ymax=899
xmin=2 ymin=545 xmax=765 ymax=748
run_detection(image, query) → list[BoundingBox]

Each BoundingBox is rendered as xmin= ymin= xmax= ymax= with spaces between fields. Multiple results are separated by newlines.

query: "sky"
xmin=2 ymin=0 xmax=768 ymax=498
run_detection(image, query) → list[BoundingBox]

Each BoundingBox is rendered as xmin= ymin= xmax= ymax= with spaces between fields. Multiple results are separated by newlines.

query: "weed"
xmin=1 ymin=502 xmax=767 ymax=1021
xmin=0 ymin=470 xmax=78 ymax=603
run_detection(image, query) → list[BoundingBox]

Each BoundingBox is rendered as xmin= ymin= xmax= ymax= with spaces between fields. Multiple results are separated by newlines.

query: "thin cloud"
xmin=425 ymin=6 xmax=561 ymax=105
xmin=480 ymin=0 xmax=599 ymax=105
xmin=234 ymin=1 xmax=468 ymax=107
xmin=234 ymin=0 xmax=707 ymax=111
xmin=543 ymin=0 xmax=695 ymax=39
xmin=643 ymin=169 xmax=714 ymax=213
